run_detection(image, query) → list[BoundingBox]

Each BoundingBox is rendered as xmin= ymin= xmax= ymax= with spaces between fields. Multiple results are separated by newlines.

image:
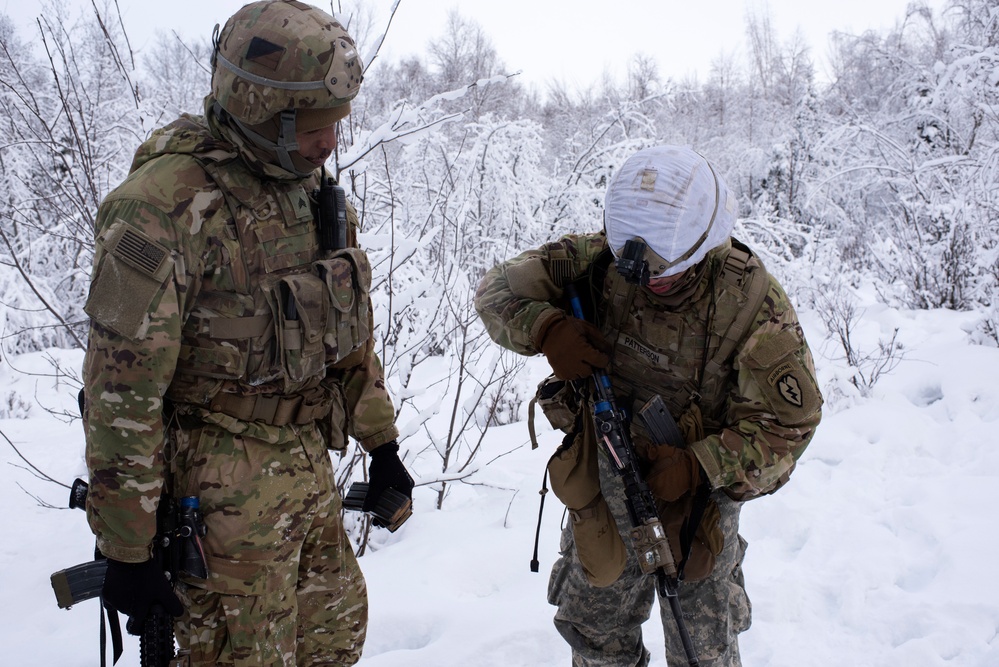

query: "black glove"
xmin=101 ymin=558 xmax=183 ymax=631
xmin=364 ymin=441 xmax=414 ymax=514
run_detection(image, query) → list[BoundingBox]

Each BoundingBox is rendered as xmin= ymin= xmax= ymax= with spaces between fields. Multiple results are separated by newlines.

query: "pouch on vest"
xmin=315 ymin=248 xmax=372 ymax=365
xmin=537 ymin=375 xmax=580 ymax=433
xmin=528 ymin=375 xmax=580 ymax=451
xmin=547 ymin=406 xmax=627 ymax=588
xmin=677 ymin=402 xmax=706 ymax=444
xmin=318 ymin=382 xmax=348 ymax=451
xmin=269 ymin=272 xmax=328 ymax=385
xmin=658 ymin=493 xmax=722 ymax=582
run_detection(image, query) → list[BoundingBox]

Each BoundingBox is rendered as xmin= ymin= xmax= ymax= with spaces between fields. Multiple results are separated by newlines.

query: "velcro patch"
xmin=113 ymin=228 xmax=168 ymax=277
xmin=748 ymin=327 xmax=801 ymax=368
xmin=84 ymin=220 xmax=174 ymax=340
xmin=506 ymin=256 xmax=562 ymax=302
xmin=549 ymin=258 xmax=573 ymax=288
xmin=641 ymin=169 xmax=658 ymax=191
xmin=746 ymin=327 xmax=820 ymax=422
xmin=245 ymin=37 xmax=285 ymax=71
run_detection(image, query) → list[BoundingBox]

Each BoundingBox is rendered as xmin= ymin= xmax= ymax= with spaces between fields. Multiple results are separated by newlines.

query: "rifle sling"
xmin=677 ymin=480 xmax=712 ymax=580
xmin=100 ymin=603 xmax=124 ymax=667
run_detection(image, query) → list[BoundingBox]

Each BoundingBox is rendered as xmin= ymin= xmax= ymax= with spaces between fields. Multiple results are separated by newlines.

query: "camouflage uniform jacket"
xmin=475 ymin=231 xmax=822 ymax=500
xmin=83 ymin=98 xmax=398 ymax=562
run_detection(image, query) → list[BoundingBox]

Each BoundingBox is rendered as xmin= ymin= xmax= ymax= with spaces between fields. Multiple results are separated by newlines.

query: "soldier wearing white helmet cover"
xmin=475 ymin=145 xmax=822 ymax=666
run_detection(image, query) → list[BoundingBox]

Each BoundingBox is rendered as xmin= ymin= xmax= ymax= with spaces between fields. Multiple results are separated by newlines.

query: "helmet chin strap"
xmin=227 ymin=106 xmax=312 ymax=177
xmin=273 ymin=110 xmax=301 ymax=174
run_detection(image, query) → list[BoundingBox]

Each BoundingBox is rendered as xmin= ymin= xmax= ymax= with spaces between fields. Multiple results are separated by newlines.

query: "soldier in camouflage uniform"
xmin=81 ymin=2 xmax=413 ymax=665
xmin=475 ymin=145 xmax=822 ymax=666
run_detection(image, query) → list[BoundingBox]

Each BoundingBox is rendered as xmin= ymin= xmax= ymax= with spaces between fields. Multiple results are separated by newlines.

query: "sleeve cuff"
xmin=530 ymin=307 xmax=565 ymax=352
xmin=359 ymin=424 xmax=400 ymax=452
xmin=689 ymin=439 xmax=724 ymax=491
xmin=97 ymin=537 xmax=153 ymax=563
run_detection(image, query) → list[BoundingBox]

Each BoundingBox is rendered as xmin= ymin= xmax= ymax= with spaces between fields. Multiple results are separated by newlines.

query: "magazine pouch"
xmin=315 ymin=248 xmax=372 ymax=366
xmin=536 ymin=375 xmax=580 ymax=433
xmin=658 ymin=493 xmax=722 ymax=582
xmin=268 ymin=272 xmax=328 ymax=385
xmin=547 ymin=405 xmax=627 ymax=587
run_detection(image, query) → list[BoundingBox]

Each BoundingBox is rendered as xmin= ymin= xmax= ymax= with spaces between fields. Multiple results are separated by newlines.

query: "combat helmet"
xmin=211 ymin=0 xmax=363 ymax=175
xmin=604 ymin=145 xmax=737 ymax=282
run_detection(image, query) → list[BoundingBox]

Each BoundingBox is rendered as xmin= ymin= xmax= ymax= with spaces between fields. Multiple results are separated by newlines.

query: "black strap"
xmin=530 ymin=466 xmax=550 ymax=573
xmin=677 ymin=478 xmax=711 ymax=581
xmin=99 ymin=601 xmax=124 ymax=666
xmin=100 ymin=604 xmax=106 ymax=667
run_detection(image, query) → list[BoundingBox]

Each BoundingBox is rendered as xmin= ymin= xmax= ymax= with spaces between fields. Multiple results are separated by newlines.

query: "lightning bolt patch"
xmin=777 ymin=374 xmax=803 ymax=407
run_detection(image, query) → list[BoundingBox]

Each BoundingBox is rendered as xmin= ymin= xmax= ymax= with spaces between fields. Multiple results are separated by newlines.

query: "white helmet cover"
xmin=604 ymin=145 xmax=737 ymax=278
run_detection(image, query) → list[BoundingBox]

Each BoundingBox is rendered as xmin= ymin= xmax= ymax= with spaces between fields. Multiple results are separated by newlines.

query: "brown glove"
xmin=645 ymin=445 xmax=704 ymax=502
xmin=537 ymin=314 xmax=612 ymax=381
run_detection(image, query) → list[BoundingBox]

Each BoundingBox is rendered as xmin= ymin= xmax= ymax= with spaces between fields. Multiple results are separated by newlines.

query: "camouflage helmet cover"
xmin=212 ymin=0 xmax=363 ymax=126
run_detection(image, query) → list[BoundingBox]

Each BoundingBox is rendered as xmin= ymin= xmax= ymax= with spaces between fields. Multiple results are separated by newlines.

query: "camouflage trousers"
xmin=170 ymin=419 xmax=367 ymax=666
xmin=548 ymin=449 xmax=751 ymax=667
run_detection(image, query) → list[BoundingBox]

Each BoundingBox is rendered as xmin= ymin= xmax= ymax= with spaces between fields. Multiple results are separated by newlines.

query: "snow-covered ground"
xmin=2 ymin=300 xmax=998 ymax=666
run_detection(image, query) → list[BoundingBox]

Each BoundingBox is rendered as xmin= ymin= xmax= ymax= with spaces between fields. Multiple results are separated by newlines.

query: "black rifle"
xmin=565 ymin=283 xmax=700 ymax=667
xmin=51 ymin=479 xmax=207 ymax=667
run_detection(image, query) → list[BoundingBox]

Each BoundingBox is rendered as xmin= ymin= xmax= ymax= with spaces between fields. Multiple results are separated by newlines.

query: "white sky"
xmin=2 ymin=0 xmax=947 ymax=90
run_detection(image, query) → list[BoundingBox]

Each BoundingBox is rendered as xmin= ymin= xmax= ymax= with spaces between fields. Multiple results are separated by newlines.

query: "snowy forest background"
xmin=1 ymin=0 xmax=999 ymax=665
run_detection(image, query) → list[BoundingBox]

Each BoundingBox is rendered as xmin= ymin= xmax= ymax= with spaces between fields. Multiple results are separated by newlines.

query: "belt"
xmin=208 ymin=391 xmax=332 ymax=426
